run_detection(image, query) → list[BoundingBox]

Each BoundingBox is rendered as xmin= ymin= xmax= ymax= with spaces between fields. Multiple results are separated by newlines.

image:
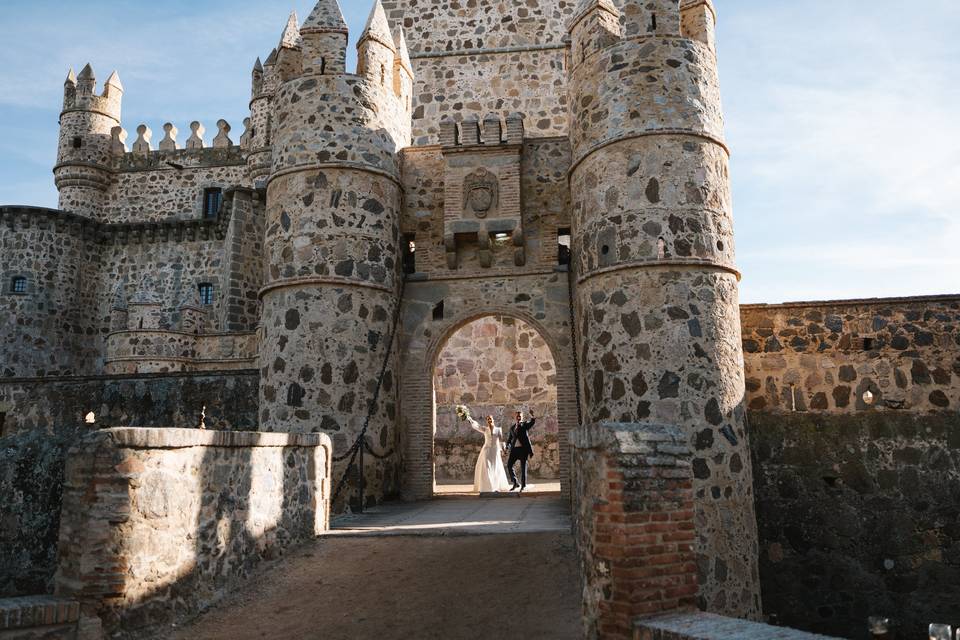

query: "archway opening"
xmin=432 ymin=315 xmax=560 ymax=494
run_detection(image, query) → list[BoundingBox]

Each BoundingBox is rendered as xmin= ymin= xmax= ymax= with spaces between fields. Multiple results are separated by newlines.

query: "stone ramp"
xmin=173 ymin=530 xmax=581 ymax=640
xmin=327 ymin=495 xmax=570 ymax=537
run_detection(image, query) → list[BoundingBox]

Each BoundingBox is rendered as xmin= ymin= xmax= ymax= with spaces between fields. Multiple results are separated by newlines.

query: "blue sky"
xmin=0 ymin=1 xmax=957 ymax=303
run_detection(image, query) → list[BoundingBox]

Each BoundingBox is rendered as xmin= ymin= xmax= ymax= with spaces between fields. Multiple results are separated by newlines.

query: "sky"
xmin=0 ymin=1 xmax=957 ymax=304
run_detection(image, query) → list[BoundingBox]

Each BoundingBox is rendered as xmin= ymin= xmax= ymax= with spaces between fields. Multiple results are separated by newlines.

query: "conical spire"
xmin=78 ymin=63 xmax=95 ymax=82
xmin=359 ymin=1 xmax=394 ymax=50
xmin=65 ymin=68 xmax=77 ymax=86
xmin=253 ymin=57 xmax=263 ymax=73
xmin=278 ymin=11 xmax=301 ymax=49
xmin=393 ymin=26 xmax=412 ymax=73
xmin=264 ymin=48 xmax=278 ymax=66
xmin=302 ymin=0 xmax=348 ymax=33
xmin=104 ymin=70 xmax=123 ymax=92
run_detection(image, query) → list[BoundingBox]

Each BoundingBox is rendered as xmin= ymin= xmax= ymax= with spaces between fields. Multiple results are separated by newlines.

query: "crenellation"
xmin=132 ymin=124 xmax=151 ymax=153
xmin=158 ymin=122 xmax=178 ymax=150
xmin=186 ymin=120 xmax=205 ymax=149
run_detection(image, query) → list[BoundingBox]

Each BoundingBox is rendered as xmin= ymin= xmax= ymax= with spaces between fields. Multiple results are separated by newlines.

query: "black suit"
xmin=506 ymin=416 xmax=536 ymax=488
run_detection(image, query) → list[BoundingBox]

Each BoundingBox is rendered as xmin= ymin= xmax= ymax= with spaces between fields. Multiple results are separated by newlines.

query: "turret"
xmin=301 ymin=0 xmax=349 ymax=75
xmin=680 ymin=0 xmax=717 ymax=50
xmin=259 ymin=0 xmax=411 ymax=509
xmin=392 ymin=27 xmax=413 ymax=109
xmin=275 ymin=12 xmax=303 ymax=82
xmin=55 ymin=63 xmax=122 ymax=219
xmin=357 ymin=1 xmax=395 ymax=88
xmin=566 ymin=0 xmax=761 ymax=621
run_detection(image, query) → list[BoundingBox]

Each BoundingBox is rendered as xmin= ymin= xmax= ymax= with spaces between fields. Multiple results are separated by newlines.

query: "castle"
xmin=1 ymin=1 xmax=958 ymax=638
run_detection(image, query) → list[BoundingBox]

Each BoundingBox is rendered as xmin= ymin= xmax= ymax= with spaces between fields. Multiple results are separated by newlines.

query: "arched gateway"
xmin=398 ymin=279 xmax=580 ymax=501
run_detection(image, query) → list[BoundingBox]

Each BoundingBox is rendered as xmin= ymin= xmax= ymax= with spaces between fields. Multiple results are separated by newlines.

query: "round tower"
xmin=55 ymin=64 xmax=121 ymax=219
xmin=259 ymin=0 xmax=412 ymax=507
xmin=568 ymin=0 xmax=761 ymax=617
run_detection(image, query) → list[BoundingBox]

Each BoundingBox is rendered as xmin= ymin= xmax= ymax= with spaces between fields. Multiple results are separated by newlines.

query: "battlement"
xmin=62 ymin=64 xmax=122 ymax=119
xmin=438 ymin=113 xmax=525 ymax=149
xmin=113 ymin=118 xmax=249 ymax=157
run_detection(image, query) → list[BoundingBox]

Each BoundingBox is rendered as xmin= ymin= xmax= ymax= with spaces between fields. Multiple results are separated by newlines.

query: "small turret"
xmin=301 ymin=0 xmax=349 ymax=76
xmin=568 ymin=0 xmax=621 ymax=72
xmin=680 ymin=0 xmax=716 ymax=49
xmin=275 ymin=11 xmax=303 ymax=82
xmin=392 ymin=27 xmax=413 ymax=106
xmin=251 ymin=57 xmax=264 ymax=98
xmin=76 ymin=63 xmax=96 ymax=96
xmin=357 ymin=1 xmax=395 ymax=88
xmin=63 ymin=69 xmax=77 ymax=109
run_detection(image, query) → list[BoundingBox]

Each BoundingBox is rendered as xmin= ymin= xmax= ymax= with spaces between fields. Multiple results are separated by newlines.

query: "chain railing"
xmin=329 ymin=276 xmax=405 ymax=513
xmin=565 ymin=258 xmax=584 ymax=427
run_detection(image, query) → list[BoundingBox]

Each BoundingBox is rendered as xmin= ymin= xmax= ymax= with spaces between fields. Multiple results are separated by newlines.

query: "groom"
xmin=505 ymin=409 xmax=536 ymax=493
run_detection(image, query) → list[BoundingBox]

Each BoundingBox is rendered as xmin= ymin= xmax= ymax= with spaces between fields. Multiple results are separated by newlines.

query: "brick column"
xmin=571 ymin=423 xmax=698 ymax=640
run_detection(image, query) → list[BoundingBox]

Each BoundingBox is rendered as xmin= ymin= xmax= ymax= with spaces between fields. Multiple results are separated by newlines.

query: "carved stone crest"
xmin=462 ymin=168 xmax=498 ymax=218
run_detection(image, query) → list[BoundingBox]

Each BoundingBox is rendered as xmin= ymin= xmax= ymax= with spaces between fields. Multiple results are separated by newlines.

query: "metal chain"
xmin=566 ymin=261 xmax=584 ymax=427
xmin=329 ymin=276 xmax=406 ymax=508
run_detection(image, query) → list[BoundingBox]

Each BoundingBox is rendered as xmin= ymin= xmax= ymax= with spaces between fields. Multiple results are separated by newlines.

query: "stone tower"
xmin=567 ymin=0 xmax=762 ymax=617
xmin=258 ymin=0 xmax=412 ymax=504
xmin=55 ymin=64 xmax=122 ymax=219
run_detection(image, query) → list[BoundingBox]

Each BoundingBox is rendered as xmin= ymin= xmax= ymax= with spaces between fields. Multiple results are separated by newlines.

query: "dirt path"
xmin=172 ymin=533 xmax=581 ymax=640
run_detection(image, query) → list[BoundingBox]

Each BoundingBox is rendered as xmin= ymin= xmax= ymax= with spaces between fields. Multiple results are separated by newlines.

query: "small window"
xmin=10 ymin=277 xmax=27 ymax=294
xmin=198 ymin=283 xmax=214 ymax=306
xmin=72 ymin=137 xmax=83 ymax=149
xmin=558 ymin=228 xmax=571 ymax=266
xmin=862 ymin=337 xmax=875 ymax=351
xmin=203 ymin=188 xmax=223 ymax=219
xmin=402 ymin=234 xmax=416 ymax=275
xmin=433 ymin=300 xmax=444 ymax=321
xmin=320 ymin=57 xmax=327 ymax=75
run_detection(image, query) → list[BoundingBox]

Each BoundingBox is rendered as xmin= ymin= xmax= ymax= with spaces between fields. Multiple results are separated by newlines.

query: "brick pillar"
xmin=571 ymin=423 xmax=698 ymax=639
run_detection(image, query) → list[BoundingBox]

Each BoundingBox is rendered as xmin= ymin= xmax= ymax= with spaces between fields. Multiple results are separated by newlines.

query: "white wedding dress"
xmin=468 ymin=417 xmax=512 ymax=493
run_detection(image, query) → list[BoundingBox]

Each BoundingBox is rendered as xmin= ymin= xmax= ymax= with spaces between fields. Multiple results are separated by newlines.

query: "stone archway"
xmin=397 ymin=278 xmax=578 ymax=502
xmin=432 ymin=315 xmax=561 ymax=489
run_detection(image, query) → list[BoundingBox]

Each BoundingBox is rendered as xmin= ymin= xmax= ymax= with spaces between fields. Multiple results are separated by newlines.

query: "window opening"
xmin=433 ymin=300 xmax=444 ymax=321
xmin=198 ymin=283 xmax=215 ymax=306
xmin=558 ymin=228 xmax=571 ymax=266
xmin=651 ymin=14 xmax=658 ymax=32
xmin=72 ymin=136 xmax=83 ymax=149
xmin=11 ymin=277 xmax=27 ymax=294
xmin=402 ymin=234 xmax=417 ymax=275
xmin=203 ymin=188 xmax=223 ymax=219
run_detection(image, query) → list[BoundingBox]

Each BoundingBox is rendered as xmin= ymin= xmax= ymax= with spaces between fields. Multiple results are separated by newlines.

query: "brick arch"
xmin=400 ymin=298 xmax=578 ymax=502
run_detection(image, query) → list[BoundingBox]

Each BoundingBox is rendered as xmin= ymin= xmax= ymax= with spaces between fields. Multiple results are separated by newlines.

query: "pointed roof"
xmin=393 ymin=26 xmax=412 ymax=72
xmin=264 ymin=48 xmax=279 ymax=66
xmin=358 ymin=1 xmax=394 ymax=50
xmin=302 ymin=0 xmax=348 ymax=34
xmin=278 ymin=11 xmax=301 ymax=49
xmin=65 ymin=68 xmax=77 ymax=86
xmin=253 ymin=57 xmax=263 ymax=73
xmin=104 ymin=70 xmax=123 ymax=92
xmin=78 ymin=63 xmax=95 ymax=81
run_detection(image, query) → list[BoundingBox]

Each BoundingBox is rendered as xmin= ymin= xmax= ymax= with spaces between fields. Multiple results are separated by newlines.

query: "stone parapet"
xmin=634 ymin=612 xmax=838 ymax=640
xmin=571 ymin=422 xmax=698 ymax=640
xmin=0 ymin=596 xmax=80 ymax=640
xmin=104 ymin=330 xmax=258 ymax=374
xmin=54 ymin=428 xmax=331 ymax=637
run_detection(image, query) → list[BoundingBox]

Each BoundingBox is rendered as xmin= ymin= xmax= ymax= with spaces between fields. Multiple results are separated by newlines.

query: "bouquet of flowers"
xmin=455 ymin=404 xmax=471 ymax=422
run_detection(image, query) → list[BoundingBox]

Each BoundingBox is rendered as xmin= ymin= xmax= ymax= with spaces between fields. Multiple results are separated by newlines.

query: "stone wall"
xmin=750 ymin=411 xmax=960 ymax=639
xmin=742 ymin=295 xmax=960 ymax=414
xmin=55 ymin=428 xmax=331 ymax=637
xmin=0 ymin=370 xmax=259 ymax=436
xmin=633 ymin=612 xmax=836 ymax=640
xmin=380 ymin=0 xmax=575 ymax=144
xmin=433 ymin=315 xmax=560 ymax=481
xmin=0 ymin=425 xmax=88 ymax=599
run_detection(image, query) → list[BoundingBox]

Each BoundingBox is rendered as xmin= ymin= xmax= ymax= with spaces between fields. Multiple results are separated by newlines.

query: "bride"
xmin=458 ymin=406 xmax=511 ymax=493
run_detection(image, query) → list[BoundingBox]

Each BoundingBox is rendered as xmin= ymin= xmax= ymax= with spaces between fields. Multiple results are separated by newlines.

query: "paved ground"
xmin=434 ymin=480 xmax=562 ymax=496
xmin=329 ymin=495 xmax=570 ymax=537
xmin=172 ymin=497 xmax=580 ymax=640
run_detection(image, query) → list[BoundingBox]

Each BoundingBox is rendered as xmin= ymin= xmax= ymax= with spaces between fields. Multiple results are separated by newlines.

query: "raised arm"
xmin=467 ymin=416 xmax=485 ymax=434
xmin=523 ymin=414 xmax=537 ymax=431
